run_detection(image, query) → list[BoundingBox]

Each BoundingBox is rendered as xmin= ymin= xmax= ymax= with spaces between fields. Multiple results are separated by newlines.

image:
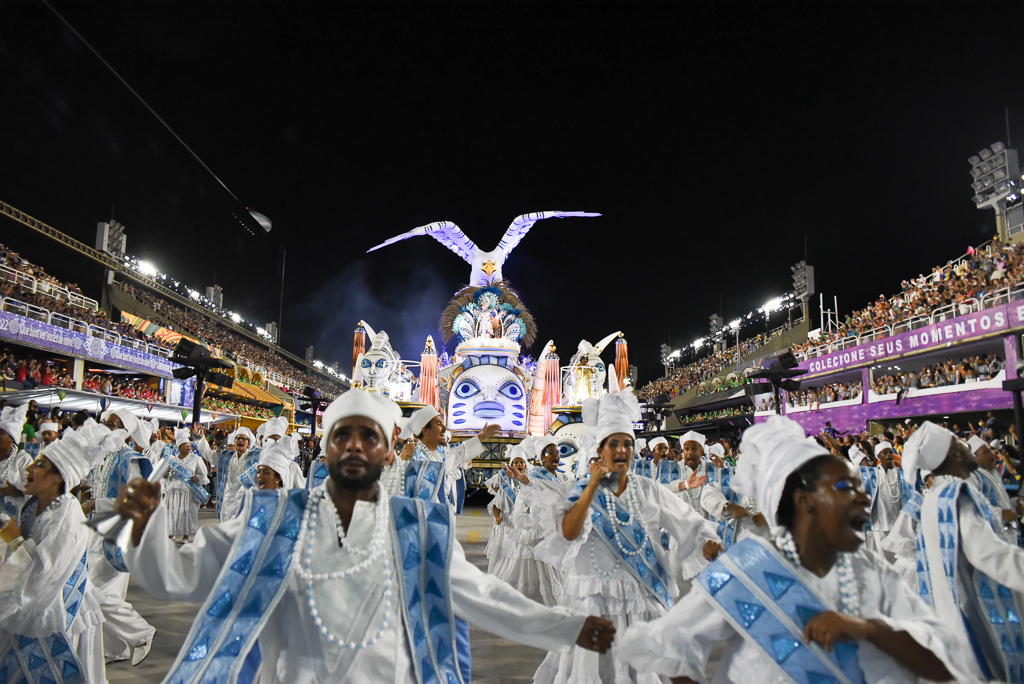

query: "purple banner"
xmin=0 ymin=310 xmax=177 ymax=377
xmin=800 ymin=302 xmax=1024 ymax=376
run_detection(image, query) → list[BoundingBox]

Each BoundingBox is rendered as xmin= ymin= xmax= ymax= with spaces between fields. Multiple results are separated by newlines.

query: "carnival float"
xmin=350 ymin=211 xmax=633 ymax=488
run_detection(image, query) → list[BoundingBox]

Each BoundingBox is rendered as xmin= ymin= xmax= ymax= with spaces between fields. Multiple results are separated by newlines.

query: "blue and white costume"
xmin=164 ymin=433 xmax=211 ymax=538
xmin=218 ymin=427 xmax=259 ymax=521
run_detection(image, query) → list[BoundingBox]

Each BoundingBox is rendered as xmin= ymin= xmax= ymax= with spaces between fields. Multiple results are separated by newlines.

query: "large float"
xmin=352 ymin=211 xmax=632 ymax=488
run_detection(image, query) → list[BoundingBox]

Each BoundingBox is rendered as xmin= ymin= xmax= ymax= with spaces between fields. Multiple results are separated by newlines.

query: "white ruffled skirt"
xmin=164 ymin=489 xmax=200 ymax=536
xmin=494 ymin=525 xmax=563 ymax=607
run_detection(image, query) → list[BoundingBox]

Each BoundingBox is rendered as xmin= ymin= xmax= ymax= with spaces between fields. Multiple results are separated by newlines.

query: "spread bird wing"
xmin=494 ymin=211 xmax=601 ymax=264
xmin=366 ymin=221 xmax=477 ymax=264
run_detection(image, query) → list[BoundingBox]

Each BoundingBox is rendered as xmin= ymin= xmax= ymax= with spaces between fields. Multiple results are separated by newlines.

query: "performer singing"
xmin=529 ymin=388 xmax=720 ymax=684
xmin=255 ymin=435 xmax=307 ymax=490
xmin=0 ymin=421 xmax=127 ymax=683
xmin=217 ymin=427 xmax=257 ymax=520
xmin=618 ymin=415 xmax=975 ymax=684
xmin=115 ymin=390 xmax=615 ymax=684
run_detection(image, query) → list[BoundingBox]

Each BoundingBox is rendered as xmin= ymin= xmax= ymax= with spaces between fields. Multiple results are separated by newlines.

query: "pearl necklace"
xmin=878 ymin=467 xmax=901 ymax=505
xmin=683 ymin=462 xmax=705 ymax=511
xmin=294 ymin=486 xmax=392 ymax=649
xmin=379 ymin=462 xmax=406 ymax=499
xmin=590 ymin=477 xmax=648 ymax=579
xmin=775 ymin=530 xmax=860 ymax=617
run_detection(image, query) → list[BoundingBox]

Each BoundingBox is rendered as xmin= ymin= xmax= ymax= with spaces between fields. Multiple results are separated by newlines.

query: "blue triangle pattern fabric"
xmin=217 ymin=635 xmax=243 ymax=657
xmin=428 ymin=506 xmax=448 ymax=525
xmin=187 ymin=637 xmax=209 ymax=661
xmin=248 ymin=507 xmax=269 ymax=533
xmin=426 ymin=543 xmax=445 ymax=567
xmin=240 ymin=594 xmax=263 ymax=617
xmin=981 ymin=580 xmax=995 ymax=599
xmin=764 ymin=572 xmax=795 ymax=600
xmin=62 ymin=660 xmax=79 ymax=678
xmin=404 ymin=544 xmax=421 ymax=570
xmin=429 ymin=606 xmax=448 ymax=628
xmin=0 ymin=665 xmax=7 ymax=684
xmin=276 ymin=516 xmax=301 ymax=541
xmin=735 ymin=600 xmax=764 ymax=628
xmin=51 ymin=638 xmax=68 ymax=656
xmin=999 ymin=585 xmax=1014 ymax=598
xmin=992 ymin=608 xmax=1006 ymax=625
xmin=40 ymin=678 xmax=56 ymax=684
xmin=706 ymin=570 xmax=732 ymax=596
xmin=426 ymin=578 xmax=445 ymax=599
xmin=19 ymin=636 xmax=34 ymax=649
xmin=207 ymin=590 xmax=233 ymax=618
xmin=230 ymin=551 xmax=253 ymax=576
xmin=436 ymin=638 xmax=452 ymax=663
xmin=833 ymin=641 xmax=857 ymax=669
xmin=1009 ymin=609 xmax=1021 ymax=625
xmin=770 ymin=634 xmax=801 ymax=663
xmin=408 ymin=587 xmax=421 ymax=609
xmin=28 ymin=654 xmax=46 ymax=670
xmin=397 ymin=507 xmax=418 ymax=530
xmin=414 ymin=621 xmax=427 ymax=646
xmin=1003 ymin=634 xmax=1015 ymax=653
xmin=258 ymin=554 xmax=285 ymax=578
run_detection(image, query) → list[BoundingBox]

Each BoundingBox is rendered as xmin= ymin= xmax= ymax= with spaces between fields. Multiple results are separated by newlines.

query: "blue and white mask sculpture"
xmin=563 ymin=331 xmax=620 ymax=405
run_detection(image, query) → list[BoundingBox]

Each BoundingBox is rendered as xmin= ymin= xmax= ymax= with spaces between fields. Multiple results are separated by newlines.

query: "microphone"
xmin=600 ymin=470 xmax=620 ymax=488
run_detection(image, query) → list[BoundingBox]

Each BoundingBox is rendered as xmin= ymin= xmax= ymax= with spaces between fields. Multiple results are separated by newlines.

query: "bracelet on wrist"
xmin=7 ymin=536 xmax=24 ymax=551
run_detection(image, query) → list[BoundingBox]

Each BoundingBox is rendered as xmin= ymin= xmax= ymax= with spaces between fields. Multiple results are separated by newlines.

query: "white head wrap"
xmin=875 ymin=441 xmax=893 ymax=455
xmin=102 ymin=409 xmax=146 ymax=448
xmin=0 ymin=403 xmax=29 ymax=442
xmin=38 ymin=422 xmax=59 ymax=433
xmin=232 ymin=427 xmax=257 ymax=451
xmin=733 ymin=415 xmax=831 ymax=534
xmin=709 ymin=443 xmax=726 ymax=459
xmin=680 ymin=431 xmax=706 ymax=450
xmin=535 ymin=435 xmax=559 ymax=460
xmin=574 ymin=431 xmax=598 ymax=480
xmin=401 ymin=406 xmax=440 ymax=440
xmin=901 ymin=422 xmax=954 ymax=481
xmin=42 ymin=419 xmax=127 ymax=489
xmin=257 ymin=435 xmax=306 ymax=489
xmin=263 ymin=417 xmax=288 ymax=441
xmin=648 ymin=437 xmax=668 ymax=451
xmin=848 ymin=445 xmax=868 ymax=466
xmin=149 ymin=418 xmax=160 ymax=438
xmin=635 ymin=437 xmax=647 ymax=453
xmin=321 ymin=389 xmax=403 ymax=449
xmin=174 ymin=427 xmax=191 ymax=447
xmin=255 ymin=422 xmax=268 ymax=445
xmin=504 ymin=442 xmax=530 ymax=464
xmin=582 ymin=387 xmax=639 ymax=446
xmin=967 ymin=435 xmax=987 ymax=455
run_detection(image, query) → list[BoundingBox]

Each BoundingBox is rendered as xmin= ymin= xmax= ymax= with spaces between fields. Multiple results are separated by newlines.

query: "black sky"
xmin=2 ymin=2 xmax=1022 ymax=385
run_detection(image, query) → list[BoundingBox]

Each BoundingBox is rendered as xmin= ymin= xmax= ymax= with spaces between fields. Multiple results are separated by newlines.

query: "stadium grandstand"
xmin=0 ymin=201 xmax=349 ymax=435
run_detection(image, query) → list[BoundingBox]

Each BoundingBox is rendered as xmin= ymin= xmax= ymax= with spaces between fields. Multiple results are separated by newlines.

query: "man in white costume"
xmin=618 ymin=415 xmax=976 ymax=684
xmin=903 ymin=421 xmax=1024 ymax=682
xmin=115 ymin=389 xmax=615 ymax=684
xmin=677 ymin=431 xmax=744 ymax=524
xmin=38 ymin=419 xmax=60 ymax=446
xmin=164 ymin=427 xmax=210 ymax=543
xmin=967 ymin=434 xmax=1019 ymax=545
xmin=863 ymin=441 xmax=906 ymax=559
xmin=398 ymin=405 xmax=499 ymax=513
xmin=218 ymin=426 xmax=257 ymax=520
xmin=0 ymin=404 xmax=34 ymax=515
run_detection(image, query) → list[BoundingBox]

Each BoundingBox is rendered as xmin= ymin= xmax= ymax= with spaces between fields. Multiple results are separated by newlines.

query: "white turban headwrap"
xmin=174 ymin=427 xmax=191 ymax=447
xmin=43 ymin=419 xmax=127 ymax=489
xmin=849 ymin=446 xmax=868 ymax=466
xmin=635 ymin=438 xmax=647 ymax=453
xmin=733 ymin=415 xmax=831 ymax=534
xmin=38 ymin=422 xmax=59 ymax=433
xmin=680 ymin=431 xmax=706 ymax=450
xmin=504 ymin=442 xmax=530 ymax=464
xmin=258 ymin=435 xmax=306 ymax=489
xmin=322 ymin=389 xmax=402 ymax=449
xmin=401 ymin=406 xmax=440 ymax=440
xmin=582 ymin=387 xmax=639 ymax=447
xmin=535 ymin=435 xmax=560 ymax=460
xmin=875 ymin=441 xmax=893 ymax=455
xmin=901 ymin=422 xmax=954 ymax=480
xmin=0 ymin=403 xmax=28 ymax=442
xmin=648 ymin=437 xmax=668 ymax=451
xmin=709 ymin=443 xmax=726 ymax=459
xmin=967 ymin=435 xmax=987 ymax=455
xmin=263 ymin=417 xmax=288 ymax=441
xmin=232 ymin=427 xmax=257 ymax=451
xmin=574 ymin=431 xmax=598 ymax=480
xmin=102 ymin=409 xmax=147 ymax=449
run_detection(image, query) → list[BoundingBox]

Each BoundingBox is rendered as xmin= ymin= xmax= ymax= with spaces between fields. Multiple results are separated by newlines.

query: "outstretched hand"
xmin=575 ymin=615 xmax=615 ymax=653
xmin=681 ymin=472 xmax=708 ymax=491
xmin=478 ymin=423 xmax=501 ymax=441
xmin=703 ymin=540 xmax=723 ymax=561
xmin=503 ymin=465 xmax=530 ymax=484
xmin=113 ymin=477 xmax=163 ymax=547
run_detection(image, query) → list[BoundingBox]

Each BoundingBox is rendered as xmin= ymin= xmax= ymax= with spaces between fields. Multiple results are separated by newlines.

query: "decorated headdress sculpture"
xmin=563 ymin=331 xmax=621 ymax=404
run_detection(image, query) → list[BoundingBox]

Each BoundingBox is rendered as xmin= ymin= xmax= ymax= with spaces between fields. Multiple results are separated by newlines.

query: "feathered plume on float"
xmin=439 ymin=280 xmax=537 ymax=348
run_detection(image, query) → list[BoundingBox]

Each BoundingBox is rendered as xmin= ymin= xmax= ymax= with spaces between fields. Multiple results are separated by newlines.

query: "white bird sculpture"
xmin=367 ymin=211 xmax=601 ymax=287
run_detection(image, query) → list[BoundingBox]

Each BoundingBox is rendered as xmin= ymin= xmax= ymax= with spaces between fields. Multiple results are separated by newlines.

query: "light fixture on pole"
xmin=791 ymin=260 xmax=814 ymax=321
xmin=969 ymin=142 xmax=1020 ymax=240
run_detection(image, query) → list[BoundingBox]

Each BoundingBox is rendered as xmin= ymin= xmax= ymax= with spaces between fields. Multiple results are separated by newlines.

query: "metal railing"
xmin=0 ymin=295 xmax=173 ymax=360
xmin=0 ymin=263 xmax=99 ymax=311
xmin=796 ymin=282 xmax=1024 ymax=362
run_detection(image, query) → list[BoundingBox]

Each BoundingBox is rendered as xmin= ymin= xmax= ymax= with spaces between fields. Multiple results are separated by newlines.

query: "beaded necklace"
xmin=293 ymin=486 xmax=392 ymax=649
xmin=775 ymin=530 xmax=860 ymax=617
xmin=682 ymin=462 xmax=705 ymax=511
xmin=878 ymin=466 xmax=902 ymax=505
xmin=590 ymin=475 xmax=648 ymax=579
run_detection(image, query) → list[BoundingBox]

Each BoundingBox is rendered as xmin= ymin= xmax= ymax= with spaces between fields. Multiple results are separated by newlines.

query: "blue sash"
xmin=632 ymin=458 xmax=653 ymax=479
xmin=168 ymin=454 xmax=211 ymax=504
xmin=858 ymin=467 xmax=878 ymax=532
xmin=403 ymin=461 xmax=467 ymax=514
xmin=106 ymin=447 xmax=154 ymax=500
xmin=914 ymin=480 xmax=1024 ymax=682
xmin=716 ymin=467 xmax=742 ymax=550
xmin=306 ymin=460 xmax=328 ymax=490
xmin=413 ymin=444 xmax=467 ymax=514
xmin=22 ymin=442 xmax=40 ymax=457
xmin=655 ymin=460 xmax=680 ymax=486
xmin=528 ymin=466 xmax=560 ymax=483
xmin=239 ymin=464 xmax=258 ymax=490
xmin=217 ymin=450 xmax=260 ymax=519
xmin=0 ymin=503 xmax=89 ymax=684
xmin=162 ymin=488 xmax=305 ymax=684
xmin=697 ymin=537 xmax=865 ymax=684
xmin=568 ymin=480 xmax=673 ymax=608
xmin=499 ymin=472 xmax=518 ymax=506
xmin=391 ymin=497 xmax=468 ymax=684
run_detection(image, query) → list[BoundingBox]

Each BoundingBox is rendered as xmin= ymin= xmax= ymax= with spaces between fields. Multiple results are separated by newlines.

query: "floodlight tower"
xmin=791 ymin=260 xmax=814 ymax=322
xmin=969 ymin=142 xmax=1020 ymax=242
xmin=708 ymin=313 xmax=725 ymax=353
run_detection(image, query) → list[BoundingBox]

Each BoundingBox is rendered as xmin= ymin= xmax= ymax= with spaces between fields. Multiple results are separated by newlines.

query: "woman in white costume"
xmin=0 ymin=420 xmax=126 ymax=684
xmin=163 ymin=428 xmax=209 ymax=542
xmin=618 ymin=415 xmax=977 ymax=684
xmin=485 ymin=446 xmax=527 ymax=575
xmin=531 ymin=388 xmax=720 ymax=684
xmin=255 ymin=434 xmax=306 ymax=490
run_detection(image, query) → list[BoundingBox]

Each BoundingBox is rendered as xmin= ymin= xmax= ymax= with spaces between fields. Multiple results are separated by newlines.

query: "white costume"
xmin=0 ymin=421 xmax=127 ymax=684
xmin=219 ymin=427 xmax=257 ymax=521
xmin=530 ymin=389 xmax=717 ymax=684
xmin=164 ymin=429 xmax=210 ymax=537
xmin=257 ymin=435 xmax=306 ymax=489
xmin=125 ymin=389 xmax=590 ymax=684
xmin=401 ymin=407 xmax=483 ymax=509
xmin=0 ymin=404 xmax=33 ymax=516
xmin=618 ymin=415 xmax=977 ymax=684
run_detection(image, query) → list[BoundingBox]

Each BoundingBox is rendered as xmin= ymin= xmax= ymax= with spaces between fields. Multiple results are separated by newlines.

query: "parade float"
xmin=352 ymin=211 xmax=633 ymax=488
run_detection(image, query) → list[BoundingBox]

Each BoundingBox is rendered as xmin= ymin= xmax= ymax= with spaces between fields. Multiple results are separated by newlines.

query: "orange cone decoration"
xmin=352 ymin=321 xmax=368 ymax=380
xmin=615 ymin=334 xmax=629 ymax=388
xmin=543 ymin=345 xmax=561 ymax=433
xmin=420 ymin=336 xmax=440 ymax=411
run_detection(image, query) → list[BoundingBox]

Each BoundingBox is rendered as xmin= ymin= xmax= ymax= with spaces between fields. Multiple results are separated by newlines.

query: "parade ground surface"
xmin=107 ymin=499 xmax=548 ymax=684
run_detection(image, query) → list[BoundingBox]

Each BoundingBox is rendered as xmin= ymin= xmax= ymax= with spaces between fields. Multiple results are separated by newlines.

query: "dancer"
xmin=619 ymin=415 xmax=975 ymax=684
xmin=115 ymin=389 xmax=615 ymax=684
xmin=0 ymin=421 xmax=126 ymax=683
xmin=217 ymin=426 xmax=257 ymax=520
xmin=903 ymin=421 xmax=1024 ymax=682
xmin=255 ymin=434 xmax=307 ymax=490
xmin=968 ymin=434 xmax=1019 ymax=544
xmin=486 ymin=448 xmax=527 ymax=575
xmin=0 ymin=404 xmax=33 ymax=515
xmin=163 ymin=428 xmax=210 ymax=543
xmin=530 ymin=388 xmax=720 ymax=684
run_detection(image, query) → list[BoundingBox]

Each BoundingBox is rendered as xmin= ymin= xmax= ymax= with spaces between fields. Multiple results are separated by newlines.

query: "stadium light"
xmin=692 ymin=337 xmax=705 ymax=349
xmin=138 ymin=261 xmax=158 ymax=277
xmin=230 ymin=313 xmax=242 ymax=323
xmin=729 ymin=318 xmax=741 ymax=329
xmin=969 ymin=142 xmax=1019 ymax=239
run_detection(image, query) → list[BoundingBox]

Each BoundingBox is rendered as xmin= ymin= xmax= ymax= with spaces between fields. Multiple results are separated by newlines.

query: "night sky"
xmin=2 ymin=2 xmax=1022 ymax=386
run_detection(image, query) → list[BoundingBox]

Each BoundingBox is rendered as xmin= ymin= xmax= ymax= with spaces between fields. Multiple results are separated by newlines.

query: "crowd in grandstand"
xmin=677 ymin=406 xmax=751 ymax=424
xmin=869 ymin=353 xmax=1003 ymax=395
xmin=787 ymin=379 xmax=864 ymax=409
xmin=794 ymin=241 xmax=1024 ymax=358
xmin=117 ymin=281 xmax=344 ymax=394
xmin=200 ymin=394 xmax=280 ymax=420
xmin=638 ymin=329 xmax=786 ymax=401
